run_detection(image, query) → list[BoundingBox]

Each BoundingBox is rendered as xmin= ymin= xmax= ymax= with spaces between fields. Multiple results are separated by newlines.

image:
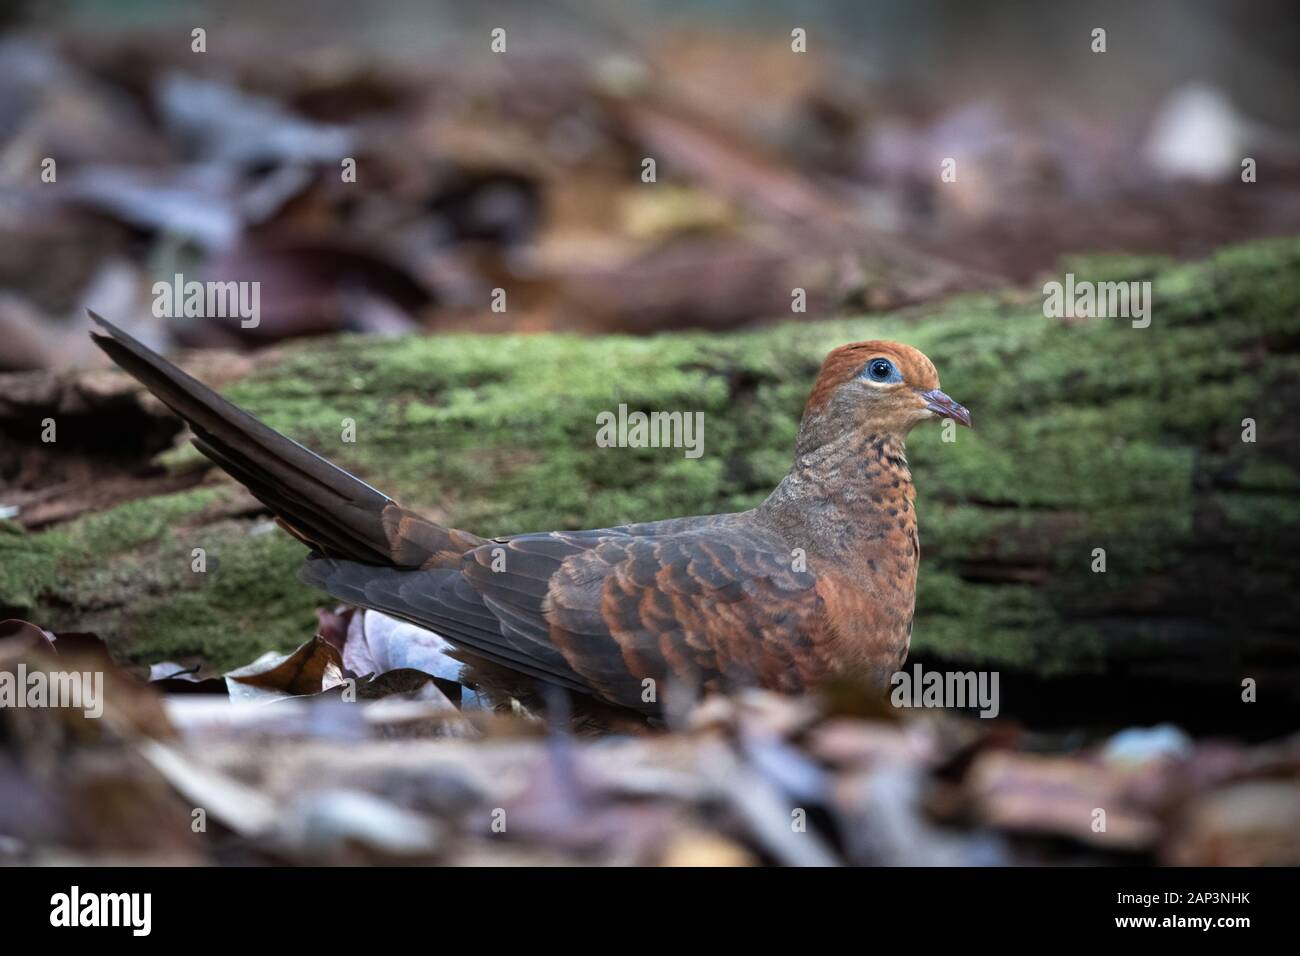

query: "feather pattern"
xmin=90 ymin=314 xmax=968 ymax=712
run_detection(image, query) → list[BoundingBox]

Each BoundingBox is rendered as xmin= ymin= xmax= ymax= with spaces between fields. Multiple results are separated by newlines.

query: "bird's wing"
xmin=300 ymin=559 xmax=599 ymax=695
xmin=303 ymin=520 xmax=826 ymax=711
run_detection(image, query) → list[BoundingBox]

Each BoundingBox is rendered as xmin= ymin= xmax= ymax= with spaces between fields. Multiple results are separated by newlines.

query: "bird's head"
xmin=798 ymin=341 xmax=970 ymax=451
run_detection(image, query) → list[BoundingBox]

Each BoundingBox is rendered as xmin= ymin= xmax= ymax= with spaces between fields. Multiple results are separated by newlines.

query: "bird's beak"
xmin=920 ymin=388 xmax=972 ymax=428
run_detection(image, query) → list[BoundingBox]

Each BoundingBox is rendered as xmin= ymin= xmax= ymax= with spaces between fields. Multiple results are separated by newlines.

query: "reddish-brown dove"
xmin=90 ymin=313 xmax=970 ymax=712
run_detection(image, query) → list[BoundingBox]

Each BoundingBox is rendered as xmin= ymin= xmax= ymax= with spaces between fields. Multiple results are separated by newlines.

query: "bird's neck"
xmin=756 ymin=430 xmax=917 ymax=561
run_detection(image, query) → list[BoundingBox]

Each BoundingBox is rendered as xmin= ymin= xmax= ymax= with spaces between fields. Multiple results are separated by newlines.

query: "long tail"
xmin=88 ymin=311 xmax=482 ymax=568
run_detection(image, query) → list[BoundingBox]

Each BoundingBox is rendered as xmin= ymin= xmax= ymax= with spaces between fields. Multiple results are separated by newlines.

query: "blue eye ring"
xmin=863 ymin=358 xmax=902 ymax=383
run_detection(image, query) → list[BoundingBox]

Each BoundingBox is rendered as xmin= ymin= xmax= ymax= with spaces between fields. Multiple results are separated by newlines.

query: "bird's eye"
xmin=864 ymin=358 xmax=900 ymax=383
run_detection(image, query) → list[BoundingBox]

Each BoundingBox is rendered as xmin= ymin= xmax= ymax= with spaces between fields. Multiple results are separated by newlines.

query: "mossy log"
xmin=2 ymin=238 xmax=1298 ymax=728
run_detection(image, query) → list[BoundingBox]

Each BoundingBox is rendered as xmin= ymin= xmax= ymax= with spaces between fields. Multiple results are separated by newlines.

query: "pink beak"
xmin=921 ymin=389 xmax=972 ymax=428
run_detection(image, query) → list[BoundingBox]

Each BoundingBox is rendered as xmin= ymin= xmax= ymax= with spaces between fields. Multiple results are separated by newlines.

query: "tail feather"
xmin=88 ymin=311 xmax=439 ymax=567
xmin=189 ymin=435 xmax=388 ymax=563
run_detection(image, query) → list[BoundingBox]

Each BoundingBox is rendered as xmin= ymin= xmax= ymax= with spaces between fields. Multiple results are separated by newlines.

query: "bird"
xmin=89 ymin=312 xmax=969 ymax=714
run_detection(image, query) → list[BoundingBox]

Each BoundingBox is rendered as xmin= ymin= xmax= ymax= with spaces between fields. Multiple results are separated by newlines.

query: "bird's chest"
xmin=812 ymin=562 xmax=914 ymax=684
xmin=826 ymin=466 xmax=920 ymax=593
xmin=810 ymin=484 xmax=920 ymax=676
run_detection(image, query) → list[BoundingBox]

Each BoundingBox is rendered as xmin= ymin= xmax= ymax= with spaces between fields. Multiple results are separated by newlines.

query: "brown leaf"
xmin=224 ymin=636 xmax=345 ymax=702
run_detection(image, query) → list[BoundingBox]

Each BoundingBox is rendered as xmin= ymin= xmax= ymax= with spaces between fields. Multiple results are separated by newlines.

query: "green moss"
xmin=1236 ymin=458 xmax=1300 ymax=494
xmin=123 ymin=529 xmax=319 ymax=667
xmin=1218 ymin=491 xmax=1300 ymax=529
xmin=4 ymin=236 xmax=1299 ymax=674
xmin=0 ymin=488 xmax=219 ymax=607
xmin=914 ymin=570 xmax=1106 ymax=674
xmin=0 ymin=487 xmax=319 ymax=669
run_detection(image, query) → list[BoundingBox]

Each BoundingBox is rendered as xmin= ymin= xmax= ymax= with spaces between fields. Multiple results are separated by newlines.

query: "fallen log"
xmin=2 ymin=237 xmax=1297 ymax=729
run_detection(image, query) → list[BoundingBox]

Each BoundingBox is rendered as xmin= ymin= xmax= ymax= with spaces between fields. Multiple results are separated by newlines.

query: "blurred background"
xmin=1 ymin=0 xmax=1299 ymax=366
